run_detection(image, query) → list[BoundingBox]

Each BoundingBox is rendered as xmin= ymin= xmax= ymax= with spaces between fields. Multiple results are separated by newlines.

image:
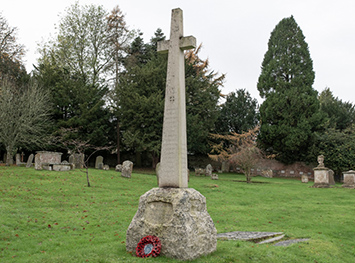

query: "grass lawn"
xmin=1 ymin=166 xmax=354 ymax=262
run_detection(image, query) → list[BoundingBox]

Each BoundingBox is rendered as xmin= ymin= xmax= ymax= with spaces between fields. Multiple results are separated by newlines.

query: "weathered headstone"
xmin=221 ymin=161 xmax=229 ymax=173
xmin=301 ymin=173 xmax=309 ymax=183
xmin=126 ymin=8 xmax=216 ymax=261
xmin=26 ymin=154 xmax=34 ymax=168
xmin=261 ymin=169 xmax=273 ymax=178
xmin=95 ymin=156 xmax=104 ymax=169
xmin=115 ymin=164 xmax=122 ymax=172
xmin=70 ymin=153 xmax=85 ymax=169
xmin=342 ymin=170 xmax=355 ymax=188
xmin=16 ymin=153 xmax=21 ymax=165
xmin=103 ymin=164 xmax=110 ymax=171
xmin=121 ymin=160 xmax=133 ymax=178
xmin=211 ymin=173 xmax=219 ymax=180
xmin=195 ymin=168 xmax=205 ymax=176
xmin=206 ymin=164 xmax=213 ymax=177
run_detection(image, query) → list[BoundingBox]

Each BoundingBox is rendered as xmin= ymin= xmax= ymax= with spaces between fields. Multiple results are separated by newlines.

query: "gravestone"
xmin=221 ymin=161 xmax=229 ymax=173
xmin=126 ymin=8 xmax=216 ymax=261
xmin=342 ymin=170 xmax=355 ymax=188
xmin=121 ymin=160 xmax=133 ymax=178
xmin=115 ymin=164 xmax=122 ymax=172
xmin=16 ymin=153 xmax=21 ymax=165
xmin=95 ymin=156 xmax=103 ymax=169
xmin=26 ymin=154 xmax=34 ymax=168
xmin=103 ymin=164 xmax=110 ymax=171
xmin=195 ymin=168 xmax=205 ymax=176
xmin=312 ymin=155 xmax=331 ymax=188
xmin=206 ymin=164 xmax=213 ymax=177
xmin=301 ymin=172 xmax=309 ymax=183
xmin=211 ymin=173 xmax=219 ymax=180
xmin=70 ymin=153 xmax=85 ymax=169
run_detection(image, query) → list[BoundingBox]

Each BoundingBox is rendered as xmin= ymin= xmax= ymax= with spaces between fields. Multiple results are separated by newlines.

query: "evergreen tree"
xmin=117 ymin=31 xmax=223 ymax=166
xmin=319 ymin=87 xmax=355 ymax=130
xmin=217 ymin=89 xmax=259 ymax=134
xmin=257 ymin=16 xmax=322 ymax=163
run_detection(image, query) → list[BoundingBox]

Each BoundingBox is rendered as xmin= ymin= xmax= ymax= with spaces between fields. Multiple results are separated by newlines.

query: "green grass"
xmin=1 ymin=166 xmax=355 ymax=262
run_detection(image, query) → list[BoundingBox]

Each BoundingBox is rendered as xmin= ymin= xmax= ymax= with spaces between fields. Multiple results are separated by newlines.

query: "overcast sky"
xmin=2 ymin=0 xmax=355 ymax=104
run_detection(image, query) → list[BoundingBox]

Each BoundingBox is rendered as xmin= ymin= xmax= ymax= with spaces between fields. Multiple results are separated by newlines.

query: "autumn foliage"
xmin=209 ymin=126 xmax=263 ymax=183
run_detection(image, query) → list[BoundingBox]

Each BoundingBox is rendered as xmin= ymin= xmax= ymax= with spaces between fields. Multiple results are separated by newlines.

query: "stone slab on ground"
xmin=217 ymin=231 xmax=284 ymax=241
xmin=258 ymin=234 xmax=285 ymax=244
xmin=274 ymin=238 xmax=310 ymax=247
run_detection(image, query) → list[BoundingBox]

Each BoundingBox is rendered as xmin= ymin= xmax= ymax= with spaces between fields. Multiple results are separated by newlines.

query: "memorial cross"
xmin=157 ymin=8 xmax=196 ymax=188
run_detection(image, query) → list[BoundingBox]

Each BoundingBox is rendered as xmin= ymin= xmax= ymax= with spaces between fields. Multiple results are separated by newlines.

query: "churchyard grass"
xmin=1 ymin=166 xmax=354 ymax=262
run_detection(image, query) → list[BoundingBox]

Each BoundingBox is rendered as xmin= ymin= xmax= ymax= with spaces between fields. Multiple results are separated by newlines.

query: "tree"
xmin=185 ymin=44 xmax=224 ymax=154
xmin=308 ymin=125 xmax=355 ymax=177
xmin=53 ymin=2 xmax=112 ymax=87
xmin=34 ymin=2 xmax=122 ymax=149
xmin=319 ymin=87 xmax=355 ymax=130
xmin=117 ymin=30 xmax=166 ymax=167
xmin=0 ymin=13 xmax=28 ymax=84
xmin=216 ymin=89 xmax=259 ymax=134
xmin=0 ymin=77 xmax=51 ymax=165
xmin=117 ymin=33 xmax=223 ymax=166
xmin=257 ymin=16 xmax=322 ymax=163
xmin=54 ymin=128 xmax=112 ymax=187
xmin=209 ymin=126 xmax=262 ymax=183
xmin=106 ymin=5 xmax=133 ymax=164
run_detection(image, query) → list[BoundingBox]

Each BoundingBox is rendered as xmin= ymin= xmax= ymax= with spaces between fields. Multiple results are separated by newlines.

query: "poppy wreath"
xmin=136 ymin=235 xmax=161 ymax=258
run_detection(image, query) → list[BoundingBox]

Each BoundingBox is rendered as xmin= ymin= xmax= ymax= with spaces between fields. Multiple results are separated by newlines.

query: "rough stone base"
xmin=311 ymin=183 xmax=330 ymax=188
xmin=126 ymin=187 xmax=217 ymax=260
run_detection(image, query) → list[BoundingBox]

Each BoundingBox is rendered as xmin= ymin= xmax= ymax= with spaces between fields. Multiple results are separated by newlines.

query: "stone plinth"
xmin=126 ymin=188 xmax=217 ymax=260
xmin=312 ymin=167 xmax=330 ymax=188
xmin=343 ymin=170 xmax=355 ymax=188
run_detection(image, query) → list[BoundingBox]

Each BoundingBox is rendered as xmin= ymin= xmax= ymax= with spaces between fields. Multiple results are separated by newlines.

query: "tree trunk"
xmin=246 ymin=171 xmax=251 ymax=183
xmin=116 ymin=121 xmax=120 ymax=164
xmin=6 ymin=147 xmax=14 ymax=166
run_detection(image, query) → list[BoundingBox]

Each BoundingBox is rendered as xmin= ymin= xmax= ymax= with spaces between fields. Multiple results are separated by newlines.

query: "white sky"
xmin=2 ymin=0 xmax=355 ymax=104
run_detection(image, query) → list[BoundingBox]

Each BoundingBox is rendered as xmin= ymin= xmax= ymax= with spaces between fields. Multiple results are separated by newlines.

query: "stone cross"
xmin=157 ymin=8 xmax=196 ymax=188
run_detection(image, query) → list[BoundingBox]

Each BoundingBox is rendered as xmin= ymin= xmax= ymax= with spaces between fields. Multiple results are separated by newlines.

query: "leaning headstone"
xmin=95 ymin=156 xmax=103 ymax=169
xmin=206 ymin=164 xmax=213 ymax=177
xmin=342 ymin=170 xmax=355 ymax=188
xmin=26 ymin=154 xmax=34 ymax=168
xmin=312 ymin=155 xmax=331 ymax=188
xmin=121 ymin=160 xmax=133 ymax=178
xmin=115 ymin=164 xmax=122 ymax=172
xmin=126 ymin=9 xmax=216 ymax=261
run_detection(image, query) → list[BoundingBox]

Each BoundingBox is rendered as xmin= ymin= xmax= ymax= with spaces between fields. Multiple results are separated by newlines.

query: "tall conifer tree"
xmin=257 ymin=16 xmax=322 ymax=163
